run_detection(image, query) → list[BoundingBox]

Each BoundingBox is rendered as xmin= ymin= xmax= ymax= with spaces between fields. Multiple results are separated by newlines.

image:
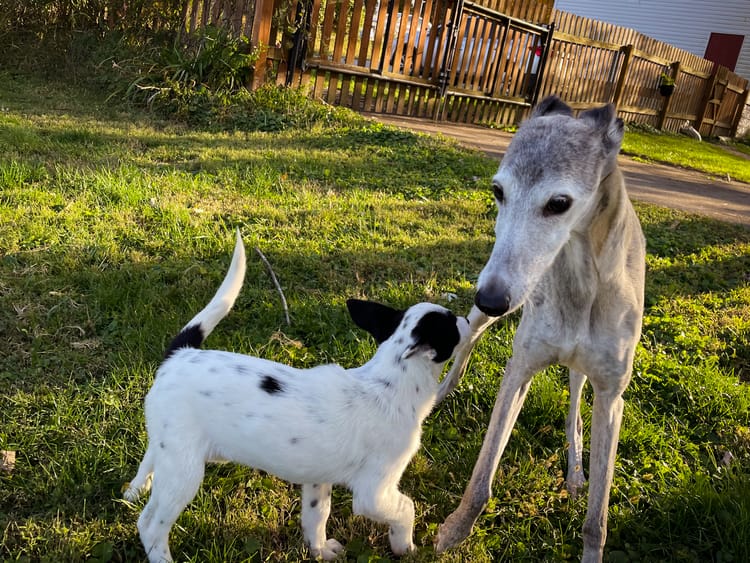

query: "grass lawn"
xmin=622 ymin=129 xmax=750 ymax=183
xmin=1 ymin=73 xmax=750 ymax=562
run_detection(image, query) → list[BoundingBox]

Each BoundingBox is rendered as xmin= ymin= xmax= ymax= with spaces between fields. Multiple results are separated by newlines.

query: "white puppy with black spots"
xmin=124 ymin=231 xmax=470 ymax=562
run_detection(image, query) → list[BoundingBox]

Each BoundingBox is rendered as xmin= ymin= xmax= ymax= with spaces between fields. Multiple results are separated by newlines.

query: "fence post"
xmin=657 ymin=60 xmax=680 ymax=130
xmin=611 ymin=44 xmax=633 ymax=108
xmin=730 ymin=88 xmax=749 ymax=137
xmin=251 ymin=0 xmax=277 ymax=89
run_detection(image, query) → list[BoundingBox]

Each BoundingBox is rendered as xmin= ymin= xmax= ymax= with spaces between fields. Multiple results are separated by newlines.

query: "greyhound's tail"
xmin=163 ymin=229 xmax=246 ymax=360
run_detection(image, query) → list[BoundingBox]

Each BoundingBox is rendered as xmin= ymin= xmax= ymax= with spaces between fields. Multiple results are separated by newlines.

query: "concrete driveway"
xmin=369 ymin=114 xmax=750 ymax=227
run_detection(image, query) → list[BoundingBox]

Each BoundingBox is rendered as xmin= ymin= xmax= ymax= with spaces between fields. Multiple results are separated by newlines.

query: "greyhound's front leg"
xmin=435 ymin=356 xmax=538 ymax=552
xmin=581 ymin=387 xmax=625 ymax=563
xmin=436 ymin=306 xmax=497 ymax=403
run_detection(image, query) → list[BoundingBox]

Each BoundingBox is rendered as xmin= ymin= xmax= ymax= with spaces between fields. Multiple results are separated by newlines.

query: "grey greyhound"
xmin=434 ymin=96 xmax=646 ymax=562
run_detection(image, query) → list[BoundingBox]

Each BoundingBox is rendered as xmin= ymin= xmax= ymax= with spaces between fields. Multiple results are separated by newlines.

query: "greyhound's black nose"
xmin=475 ymin=286 xmax=511 ymax=317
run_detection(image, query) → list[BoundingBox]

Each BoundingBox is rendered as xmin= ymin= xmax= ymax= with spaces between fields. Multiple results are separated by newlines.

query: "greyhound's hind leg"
xmin=566 ymin=369 xmax=587 ymax=498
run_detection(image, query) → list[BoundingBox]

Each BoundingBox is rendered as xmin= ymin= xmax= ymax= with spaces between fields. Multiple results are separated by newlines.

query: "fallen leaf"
xmin=1 ymin=450 xmax=16 ymax=473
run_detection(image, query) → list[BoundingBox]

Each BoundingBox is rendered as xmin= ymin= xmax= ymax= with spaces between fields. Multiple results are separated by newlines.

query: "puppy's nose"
xmin=475 ymin=285 xmax=510 ymax=317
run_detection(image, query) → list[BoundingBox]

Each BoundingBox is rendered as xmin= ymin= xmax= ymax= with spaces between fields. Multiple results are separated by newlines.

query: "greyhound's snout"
xmin=475 ymin=285 xmax=511 ymax=317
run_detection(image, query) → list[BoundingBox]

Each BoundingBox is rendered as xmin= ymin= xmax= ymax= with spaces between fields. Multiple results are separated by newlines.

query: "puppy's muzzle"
xmin=475 ymin=283 xmax=511 ymax=317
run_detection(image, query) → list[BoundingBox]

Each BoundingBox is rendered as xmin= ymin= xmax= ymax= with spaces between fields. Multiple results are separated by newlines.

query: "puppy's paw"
xmin=122 ymin=483 xmax=140 ymax=502
xmin=390 ymin=541 xmax=415 ymax=557
xmin=388 ymin=530 xmax=415 ymax=557
xmin=310 ymin=538 xmax=344 ymax=560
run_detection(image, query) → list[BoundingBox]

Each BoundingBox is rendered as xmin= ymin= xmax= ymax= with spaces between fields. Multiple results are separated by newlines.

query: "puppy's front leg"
xmin=301 ymin=483 xmax=343 ymax=560
xmin=353 ymin=486 xmax=415 ymax=556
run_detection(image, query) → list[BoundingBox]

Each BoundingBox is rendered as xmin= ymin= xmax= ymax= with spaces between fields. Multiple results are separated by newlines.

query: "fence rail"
xmin=183 ymin=0 xmax=749 ymax=137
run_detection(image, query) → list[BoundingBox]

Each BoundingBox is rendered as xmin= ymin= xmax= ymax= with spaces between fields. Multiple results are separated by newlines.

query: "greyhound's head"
xmin=475 ymin=96 xmax=624 ymax=317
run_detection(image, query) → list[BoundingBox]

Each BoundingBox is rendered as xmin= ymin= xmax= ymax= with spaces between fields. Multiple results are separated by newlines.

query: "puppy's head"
xmin=346 ymin=299 xmax=469 ymax=365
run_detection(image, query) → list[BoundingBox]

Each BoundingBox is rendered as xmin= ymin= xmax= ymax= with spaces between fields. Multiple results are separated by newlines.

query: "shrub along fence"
xmin=31 ymin=0 xmax=745 ymax=136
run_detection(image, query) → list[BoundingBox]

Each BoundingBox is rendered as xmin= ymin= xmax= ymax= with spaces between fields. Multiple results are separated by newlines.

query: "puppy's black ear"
xmin=532 ymin=95 xmax=573 ymax=118
xmin=346 ymin=299 xmax=405 ymax=345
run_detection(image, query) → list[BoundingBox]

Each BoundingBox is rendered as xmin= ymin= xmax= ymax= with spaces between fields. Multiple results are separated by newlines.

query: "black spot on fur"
xmin=159 ymin=442 xmax=165 ymax=449
xmin=199 ymin=390 xmax=212 ymax=397
xmin=377 ymin=379 xmax=392 ymax=388
xmin=310 ymin=499 xmax=318 ymax=508
xmin=260 ymin=375 xmax=284 ymax=394
xmin=415 ymin=385 xmax=420 ymax=393
xmin=312 ymin=484 xmax=319 ymax=488
xmin=163 ymin=324 xmax=205 ymax=360
xmin=290 ymin=437 xmax=299 ymax=445
xmin=411 ymin=311 xmax=461 ymax=363
xmin=235 ymin=364 xmax=249 ymax=375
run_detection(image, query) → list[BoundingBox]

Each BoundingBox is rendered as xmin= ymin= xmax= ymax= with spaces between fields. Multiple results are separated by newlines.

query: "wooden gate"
xmin=697 ymin=65 xmax=750 ymax=138
xmin=439 ymin=0 xmax=552 ymax=123
xmin=283 ymin=0 xmax=553 ymax=125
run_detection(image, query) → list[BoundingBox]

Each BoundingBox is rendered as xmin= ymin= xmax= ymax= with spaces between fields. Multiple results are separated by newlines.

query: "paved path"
xmin=369 ymin=114 xmax=750 ymax=227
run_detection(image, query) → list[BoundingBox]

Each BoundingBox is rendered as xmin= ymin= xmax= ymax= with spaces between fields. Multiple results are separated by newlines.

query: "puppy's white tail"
xmin=163 ymin=230 xmax=246 ymax=360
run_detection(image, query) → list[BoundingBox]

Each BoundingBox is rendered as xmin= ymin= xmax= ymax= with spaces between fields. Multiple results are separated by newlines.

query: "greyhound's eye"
xmin=543 ymin=196 xmax=572 ymax=216
xmin=492 ymin=183 xmax=504 ymax=203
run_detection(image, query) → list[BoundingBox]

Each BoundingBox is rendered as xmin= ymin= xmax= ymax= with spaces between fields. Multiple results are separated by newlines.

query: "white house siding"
xmin=554 ymin=0 xmax=750 ymax=80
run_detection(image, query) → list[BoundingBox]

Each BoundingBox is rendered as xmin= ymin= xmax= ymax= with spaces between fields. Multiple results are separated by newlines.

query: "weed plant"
xmin=1 ymin=73 xmax=749 ymax=562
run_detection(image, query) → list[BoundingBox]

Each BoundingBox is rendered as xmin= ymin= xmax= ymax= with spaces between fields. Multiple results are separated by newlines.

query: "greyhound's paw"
xmin=310 ymin=539 xmax=344 ymax=560
xmin=434 ymin=511 xmax=473 ymax=553
xmin=566 ymin=470 xmax=587 ymax=499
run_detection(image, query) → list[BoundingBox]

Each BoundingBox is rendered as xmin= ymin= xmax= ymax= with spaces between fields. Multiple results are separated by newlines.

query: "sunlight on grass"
xmin=1 ymin=75 xmax=749 ymax=562
xmin=623 ymin=129 xmax=750 ymax=183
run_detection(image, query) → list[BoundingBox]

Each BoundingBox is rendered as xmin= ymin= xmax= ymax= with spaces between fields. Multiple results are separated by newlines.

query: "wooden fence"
xmin=543 ymin=10 xmax=748 ymax=136
xmin=181 ymin=0 xmax=749 ymax=136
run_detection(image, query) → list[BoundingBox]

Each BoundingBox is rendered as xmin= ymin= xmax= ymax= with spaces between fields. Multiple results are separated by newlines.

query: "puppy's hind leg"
xmin=301 ymin=483 xmax=343 ymax=560
xmin=353 ymin=485 xmax=415 ymax=556
xmin=137 ymin=458 xmax=205 ymax=563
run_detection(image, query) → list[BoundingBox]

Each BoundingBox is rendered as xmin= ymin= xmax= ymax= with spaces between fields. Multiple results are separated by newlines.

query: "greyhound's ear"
xmin=580 ymin=103 xmax=624 ymax=153
xmin=346 ymin=299 xmax=405 ymax=345
xmin=532 ymin=95 xmax=573 ymax=118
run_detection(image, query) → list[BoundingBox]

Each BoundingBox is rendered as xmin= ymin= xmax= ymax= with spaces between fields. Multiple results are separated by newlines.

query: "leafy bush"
xmin=122 ymin=26 xmax=260 ymax=105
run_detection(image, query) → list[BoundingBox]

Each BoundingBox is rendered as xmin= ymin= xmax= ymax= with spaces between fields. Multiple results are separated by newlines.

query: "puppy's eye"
xmin=492 ymin=183 xmax=504 ymax=203
xmin=543 ymin=196 xmax=572 ymax=216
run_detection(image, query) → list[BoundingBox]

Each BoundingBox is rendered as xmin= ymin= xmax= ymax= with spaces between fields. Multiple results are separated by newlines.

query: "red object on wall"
xmin=704 ymin=32 xmax=744 ymax=71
